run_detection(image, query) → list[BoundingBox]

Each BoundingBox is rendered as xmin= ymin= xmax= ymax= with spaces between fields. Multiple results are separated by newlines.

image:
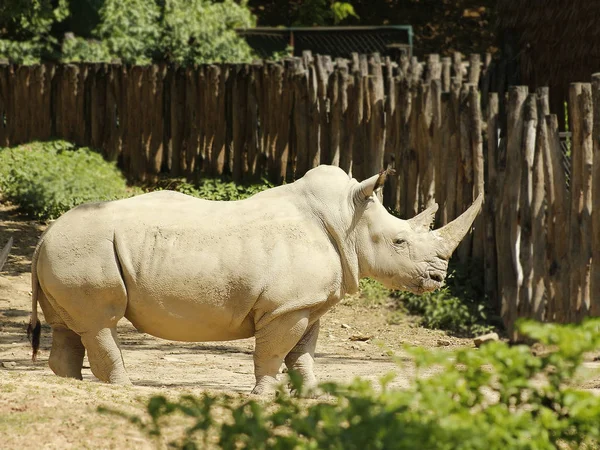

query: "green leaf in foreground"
xmin=101 ymin=319 xmax=600 ymax=449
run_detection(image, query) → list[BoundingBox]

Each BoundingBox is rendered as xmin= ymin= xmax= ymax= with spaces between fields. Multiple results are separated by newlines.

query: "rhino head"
xmin=352 ymin=170 xmax=482 ymax=294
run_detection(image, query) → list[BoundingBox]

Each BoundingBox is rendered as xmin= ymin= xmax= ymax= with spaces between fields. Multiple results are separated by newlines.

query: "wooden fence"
xmin=0 ymin=54 xmax=595 ymax=333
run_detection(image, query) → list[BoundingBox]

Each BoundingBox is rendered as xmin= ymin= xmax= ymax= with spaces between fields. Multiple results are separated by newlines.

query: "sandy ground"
xmin=1 ymin=200 xmax=599 ymax=449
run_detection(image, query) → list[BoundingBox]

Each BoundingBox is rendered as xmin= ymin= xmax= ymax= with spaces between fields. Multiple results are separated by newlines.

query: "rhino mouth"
xmin=412 ymin=271 xmax=445 ymax=294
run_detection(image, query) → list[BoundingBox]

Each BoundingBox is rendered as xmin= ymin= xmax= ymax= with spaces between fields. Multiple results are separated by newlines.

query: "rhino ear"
xmin=355 ymin=168 xmax=395 ymax=201
xmin=407 ymin=203 xmax=439 ymax=232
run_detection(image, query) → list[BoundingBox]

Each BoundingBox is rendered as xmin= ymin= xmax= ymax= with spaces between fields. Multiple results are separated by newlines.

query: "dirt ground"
xmin=1 ymin=201 xmax=598 ymax=449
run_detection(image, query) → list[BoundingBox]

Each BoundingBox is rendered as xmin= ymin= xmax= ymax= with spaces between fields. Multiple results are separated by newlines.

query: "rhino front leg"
xmin=81 ymin=327 xmax=131 ymax=385
xmin=252 ymin=310 xmax=310 ymax=395
xmin=285 ymin=319 xmax=319 ymax=394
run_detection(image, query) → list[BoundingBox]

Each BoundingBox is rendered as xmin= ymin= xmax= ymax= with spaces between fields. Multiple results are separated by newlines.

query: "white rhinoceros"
xmin=28 ymin=165 xmax=481 ymax=394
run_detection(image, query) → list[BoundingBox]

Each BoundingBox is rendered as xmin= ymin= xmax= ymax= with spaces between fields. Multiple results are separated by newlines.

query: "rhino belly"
xmin=124 ymin=293 xmax=256 ymax=342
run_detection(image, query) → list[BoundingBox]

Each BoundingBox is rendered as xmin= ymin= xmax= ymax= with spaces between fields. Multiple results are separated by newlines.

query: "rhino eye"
xmin=394 ymin=238 xmax=407 ymax=246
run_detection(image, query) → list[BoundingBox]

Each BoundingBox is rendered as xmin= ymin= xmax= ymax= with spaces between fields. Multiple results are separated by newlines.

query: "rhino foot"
xmin=251 ymin=375 xmax=279 ymax=396
xmin=81 ymin=327 xmax=131 ymax=385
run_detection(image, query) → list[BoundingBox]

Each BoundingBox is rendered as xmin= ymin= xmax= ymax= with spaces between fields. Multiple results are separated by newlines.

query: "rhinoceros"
xmin=28 ymin=165 xmax=481 ymax=394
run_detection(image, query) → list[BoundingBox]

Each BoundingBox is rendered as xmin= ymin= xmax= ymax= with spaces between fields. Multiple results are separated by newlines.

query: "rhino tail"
xmin=28 ymin=229 xmax=47 ymax=362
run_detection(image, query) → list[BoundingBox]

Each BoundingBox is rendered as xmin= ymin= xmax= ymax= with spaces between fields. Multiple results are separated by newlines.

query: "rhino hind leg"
xmin=251 ymin=311 xmax=310 ymax=396
xmin=48 ymin=326 xmax=85 ymax=379
xmin=81 ymin=327 xmax=131 ymax=385
xmin=284 ymin=319 xmax=319 ymax=395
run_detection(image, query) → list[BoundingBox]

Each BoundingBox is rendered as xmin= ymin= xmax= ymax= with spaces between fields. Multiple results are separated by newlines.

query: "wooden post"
xmin=418 ymin=81 xmax=435 ymax=209
xmin=444 ymin=80 xmax=461 ymax=224
xmin=367 ymin=54 xmax=385 ymax=177
xmin=531 ymin=88 xmax=549 ymax=321
xmin=384 ymin=58 xmax=397 ymax=208
xmin=468 ymin=54 xmax=481 ymax=85
xmin=452 ymin=53 xmax=463 ymax=85
xmin=517 ymin=94 xmax=538 ymax=319
xmin=316 ymin=55 xmax=331 ymax=165
xmin=485 ymin=92 xmax=499 ymax=312
xmin=396 ymin=76 xmax=411 ymax=215
xmin=497 ymin=86 xmax=527 ymax=337
xmin=456 ymin=83 xmax=472 ymax=262
xmin=544 ymin=114 xmax=570 ymax=322
xmin=0 ymin=64 xmax=9 ymax=147
xmin=431 ymin=79 xmax=443 ymax=219
xmin=578 ymin=83 xmax=593 ymax=320
xmin=441 ymin=57 xmax=451 ymax=92
xmin=292 ymin=60 xmax=310 ymax=179
xmin=469 ymin=84 xmax=485 ymax=263
xmin=567 ymin=83 xmax=589 ymax=321
xmin=306 ymin=59 xmax=320 ymax=172
xmin=351 ymin=59 xmax=367 ymax=181
xmin=405 ymin=80 xmax=420 ymax=217
xmin=338 ymin=63 xmax=352 ymax=175
xmin=591 ymin=74 xmax=600 ymax=317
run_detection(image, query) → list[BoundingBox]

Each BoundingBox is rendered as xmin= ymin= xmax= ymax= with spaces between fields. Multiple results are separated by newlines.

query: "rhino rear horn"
xmin=436 ymin=194 xmax=483 ymax=259
xmin=356 ymin=168 xmax=396 ymax=200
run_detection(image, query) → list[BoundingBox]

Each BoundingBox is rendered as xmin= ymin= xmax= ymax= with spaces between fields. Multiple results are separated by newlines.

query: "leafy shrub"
xmin=2 ymin=0 xmax=256 ymax=65
xmin=102 ymin=319 xmax=600 ymax=449
xmin=155 ymin=177 xmax=274 ymax=202
xmin=355 ymin=278 xmax=390 ymax=306
xmin=394 ymin=261 xmax=500 ymax=336
xmin=0 ymin=141 xmax=137 ymax=220
xmin=0 ymin=0 xmax=69 ymax=63
xmin=158 ymin=0 xmax=256 ymax=65
xmin=60 ymin=36 xmax=111 ymax=63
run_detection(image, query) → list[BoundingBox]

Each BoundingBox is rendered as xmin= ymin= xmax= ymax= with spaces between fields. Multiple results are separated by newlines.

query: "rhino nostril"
xmin=430 ymin=273 xmax=444 ymax=283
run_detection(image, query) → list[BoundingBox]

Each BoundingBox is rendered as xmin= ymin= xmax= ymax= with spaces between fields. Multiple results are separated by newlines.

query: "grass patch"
xmin=0 ymin=141 xmax=138 ymax=221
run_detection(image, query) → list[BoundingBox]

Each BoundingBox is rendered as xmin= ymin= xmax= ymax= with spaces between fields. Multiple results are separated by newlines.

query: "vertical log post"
xmin=591 ymin=74 xmax=600 ymax=317
xmin=367 ymin=53 xmax=385 ymax=177
xmin=567 ymin=83 xmax=585 ymax=321
xmin=498 ymin=86 xmax=528 ymax=337
xmin=578 ymin=83 xmax=593 ymax=320
xmin=544 ymin=115 xmax=570 ymax=322
xmin=531 ymin=88 xmax=549 ymax=321
xmin=517 ymin=94 xmax=538 ymax=319
xmin=485 ymin=93 xmax=499 ymax=312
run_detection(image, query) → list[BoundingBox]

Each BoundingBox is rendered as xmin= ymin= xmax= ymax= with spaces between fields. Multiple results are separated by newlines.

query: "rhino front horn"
xmin=436 ymin=194 xmax=483 ymax=259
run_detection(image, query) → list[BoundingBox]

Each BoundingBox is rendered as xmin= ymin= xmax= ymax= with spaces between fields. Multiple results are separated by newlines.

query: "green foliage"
xmin=0 ymin=141 xmax=136 ymax=220
xmin=331 ymin=1 xmax=359 ymax=24
xmin=102 ymin=319 xmax=600 ymax=449
xmin=158 ymin=0 xmax=256 ymax=65
xmin=1 ymin=0 xmax=255 ymax=65
xmin=155 ymin=177 xmax=274 ymax=202
xmin=352 ymin=262 xmax=498 ymax=337
xmin=60 ymin=37 xmax=110 ymax=63
xmin=0 ymin=0 xmax=69 ymax=63
xmin=292 ymin=0 xmax=358 ymax=26
xmin=395 ymin=261 xmax=499 ymax=336
xmin=93 ymin=0 xmax=161 ymax=64
xmin=356 ymin=278 xmax=390 ymax=306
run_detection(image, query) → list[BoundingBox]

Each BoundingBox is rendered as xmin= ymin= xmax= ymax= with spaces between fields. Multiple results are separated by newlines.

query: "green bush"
xmin=155 ymin=177 xmax=274 ymax=202
xmin=394 ymin=261 xmax=500 ymax=336
xmin=0 ymin=141 xmax=136 ymax=220
xmin=102 ymin=319 xmax=600 ymax=449
xmin=1 ymin=0 xmax=256 ymax=65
